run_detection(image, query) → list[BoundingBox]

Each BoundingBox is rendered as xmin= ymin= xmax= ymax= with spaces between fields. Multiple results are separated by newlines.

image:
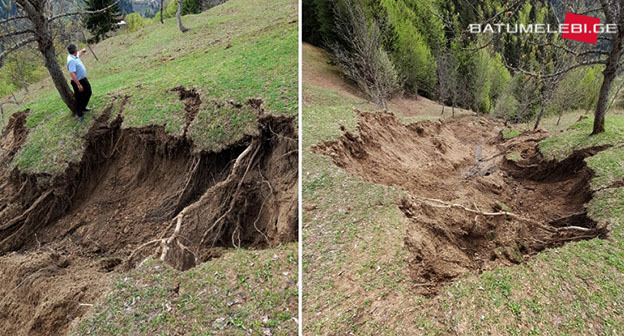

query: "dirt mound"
xmin=315 ymin=111 xmax=607 ymax=295
xmin=0 ymin=97 xmax=297 ymax=335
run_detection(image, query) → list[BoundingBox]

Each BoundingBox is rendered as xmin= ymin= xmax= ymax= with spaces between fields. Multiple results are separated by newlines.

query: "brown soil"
xmin=314 ymin=111 xmax=608 ymax=296
xmin=171 ymin=86 xmax=202 ymax=134
xmin=0 ymin=95 xmax=297 ymax=335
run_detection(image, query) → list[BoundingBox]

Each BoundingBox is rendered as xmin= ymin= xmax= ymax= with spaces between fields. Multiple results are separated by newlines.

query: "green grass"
xmin=502 ymin=128 xmax=521 ymax=139
xmin=539 ymin=115 xmax=624 ymax=161
xmin=188 ymin=101 xmax=259 ymax=153
xmin=4 ymin=0 xmax=297 ymax=175
xmin=506 ymin=151 xmax=522 ymax=162
xmin=586 ymin=146 xmax=624 ymax=191
xmin=72 ymin=245 xmax=298 ymax=336
xmin=303 ymin=46 xmax=624 ymax=335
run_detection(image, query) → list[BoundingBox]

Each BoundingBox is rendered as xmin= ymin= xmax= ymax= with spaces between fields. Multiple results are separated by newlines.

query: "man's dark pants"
xmin=70 ymin=78 xmax=92 ymax=117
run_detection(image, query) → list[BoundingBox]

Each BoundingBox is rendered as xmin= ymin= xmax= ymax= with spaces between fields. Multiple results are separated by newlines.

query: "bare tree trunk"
xmin=176 ymin=0 xmax=189 ymax=33
xmin=593 ymin=28 xmax=624 ymax=135
xmin=441 ymin=104 xmax=444 ymax=115
xmin=40 ymin=40 xmax=75 ymax=113
xmin=160 ymin=0 xmax=164 ymax=24
xmin=533 ymin=105 xmax=545 ymax=130
xmin=593 ymin=65 xmax=618 ymax=134
xmin=607 ymin=78 xmax=624 ymax=111
xmin=452 ymin=90 xmax=456 ymax=117
xmin=17 ymin=0 xmax=75 ymax=113
xmin=534 ymin=84 xmax=556 ymax=130
xmin=556 ymin=109 xmax=563 ymax=126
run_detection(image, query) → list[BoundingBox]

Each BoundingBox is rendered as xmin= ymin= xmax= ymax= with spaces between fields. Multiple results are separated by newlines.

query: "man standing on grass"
xmin=67 ymin=44 xmax=92 ymax=122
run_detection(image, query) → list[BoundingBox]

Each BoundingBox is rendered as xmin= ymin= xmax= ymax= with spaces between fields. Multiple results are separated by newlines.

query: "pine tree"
xmin=84 ymin=0 xmax=122 ymax=43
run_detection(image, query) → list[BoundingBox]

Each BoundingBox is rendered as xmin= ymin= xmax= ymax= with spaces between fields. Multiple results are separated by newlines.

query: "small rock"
xmin=212 ymin=317 xmax=227 ymax=330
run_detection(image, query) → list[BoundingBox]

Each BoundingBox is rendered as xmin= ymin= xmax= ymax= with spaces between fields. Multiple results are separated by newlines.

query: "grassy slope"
xmin=303 ymin=44 xmax=624 ymax=335
xmin=2 ymin=0 xmax=298 ymax=335
xmin=72 ymin=246 xmax=298 ymax=336
xmin=5 ymin=0 xmax=297 ymax=175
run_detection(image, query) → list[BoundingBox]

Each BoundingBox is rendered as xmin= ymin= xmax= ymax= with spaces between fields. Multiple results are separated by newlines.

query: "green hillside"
xmin=4 ymin=0 xmax=297 ymax=176
xmin=302 ymin=41 xmax=624 ymax=335
xmin=0 ymin=0 xmax=298 ymax=335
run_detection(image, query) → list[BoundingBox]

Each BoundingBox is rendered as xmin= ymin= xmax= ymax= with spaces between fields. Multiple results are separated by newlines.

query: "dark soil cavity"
xmin=314 ymin=111 xmax=607 ymax=296
xmin=0 ymin=97 xmax=297 ymax=335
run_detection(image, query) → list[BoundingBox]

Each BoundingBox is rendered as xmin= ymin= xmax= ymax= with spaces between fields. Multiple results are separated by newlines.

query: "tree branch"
xmin=462 ymin=37 xmax=495 ymax=51
xmin=598 ymin=0 xmax=614 ymax=23
xmin=0 ymin=36 xmax=37 ymax=65
xmin=578 ymin=7 xmax=604 ymax=16
xmin=503 ymin=55 xmax=607 ymax=79
xmin=48 ymin=0 xmax=121 ymax=22
xmin=0 ymin=29 xmax=34 ymax=40
xmin=0 ymin=15 xmax=28 ymax=26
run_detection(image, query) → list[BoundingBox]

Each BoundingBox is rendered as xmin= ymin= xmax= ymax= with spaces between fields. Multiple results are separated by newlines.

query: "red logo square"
xmin=561 ymin=12 xmax=600 ymax=44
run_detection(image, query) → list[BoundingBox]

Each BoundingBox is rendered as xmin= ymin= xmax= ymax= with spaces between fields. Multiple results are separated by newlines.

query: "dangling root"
xmin=127 ymin=208 xmax=197 ymax=270
xmin=0 ymin=190 xmax=54 ymax=231
xmin=405 ymin=196 xmax=602 ymax=236
xmin=127 ymin=139 xmax=262 ymax=269
xmin=200 ymin=139 xmax=261 ymax=245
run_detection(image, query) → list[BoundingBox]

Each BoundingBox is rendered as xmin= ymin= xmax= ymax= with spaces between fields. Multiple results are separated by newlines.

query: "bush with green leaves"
xmin=153 ymin=0 xmax=201 ymax=22
xmin=125 ymin=12 xmax=149 ymax=32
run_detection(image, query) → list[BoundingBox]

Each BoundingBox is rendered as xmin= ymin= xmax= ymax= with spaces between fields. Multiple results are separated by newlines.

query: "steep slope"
xmin=0 ymin=0 xmax=298 ymax=335
xmin=303 ymin=36 xmax=624 ymax=335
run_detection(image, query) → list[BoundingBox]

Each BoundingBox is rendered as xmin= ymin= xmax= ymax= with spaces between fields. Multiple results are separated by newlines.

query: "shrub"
xmin=125 ymin=13 xmax=149 ymax=32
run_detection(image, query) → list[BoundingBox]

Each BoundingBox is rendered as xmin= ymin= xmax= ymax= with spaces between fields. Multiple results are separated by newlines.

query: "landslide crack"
xmin=315 ymin=111 xmax=609 ymax=296
xmin=0 ymin=104 xmax=298 ymax=335
xmin=172 ymin=86 xmax=202 ymax=135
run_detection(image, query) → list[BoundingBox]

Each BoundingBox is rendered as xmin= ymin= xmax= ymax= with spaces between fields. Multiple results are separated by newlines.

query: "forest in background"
xmin=303 ymin=0 xmax=619 ymax=127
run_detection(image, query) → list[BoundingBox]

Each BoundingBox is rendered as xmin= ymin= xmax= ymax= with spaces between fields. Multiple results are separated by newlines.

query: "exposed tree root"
xmin=200 ymin=139 xmax=261 ymax=245
xmin=127 ymin=140 xmax=264 ymax=268
xmin=406 ymin=195 xmax=602 ymax=236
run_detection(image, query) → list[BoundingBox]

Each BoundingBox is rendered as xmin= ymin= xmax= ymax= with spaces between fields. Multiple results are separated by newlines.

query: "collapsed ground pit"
xmin=314 ymin=111 xmax=608 ymax=296
xmin=0 ymin=94 xmax=297 ymax=335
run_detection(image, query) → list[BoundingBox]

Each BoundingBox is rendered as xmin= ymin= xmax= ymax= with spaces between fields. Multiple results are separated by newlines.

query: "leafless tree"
xmin=508 ymin=1 xmax=624 ymax=135
xmin=437 ymin=51 xmax=460 ymax=116
xmin=176 ymin=0 xmax=189 ymax=33
xmin=0 ymin=93 xmax=21 ymax=130
xmin=329 ymin=0 xmax=398 ymax=108
xmin=0 ymin=0 xmax=119 ymax=113
xmin=160 ymin=0 xmax=164 ymax=24
xmin=6 ymin=49 xmax=32 ymax=93
xmin=530 ymin=47 xmax=577 ymax=130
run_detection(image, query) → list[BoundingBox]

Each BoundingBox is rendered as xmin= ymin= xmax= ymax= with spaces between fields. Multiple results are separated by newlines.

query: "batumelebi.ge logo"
xmin=469 ymin=12 xmax=617 ymax=45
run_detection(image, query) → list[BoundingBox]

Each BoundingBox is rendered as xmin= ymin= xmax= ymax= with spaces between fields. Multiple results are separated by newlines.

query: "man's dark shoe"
xmin=84 ymin=107 xmax=91 ymax=111
xmin=78 ymin=116 xmax=84 ymax=123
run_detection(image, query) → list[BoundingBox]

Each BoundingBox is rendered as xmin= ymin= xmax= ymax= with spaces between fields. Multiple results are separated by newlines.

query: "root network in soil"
xmin=0 ymin=91 xmax=298 ymax=335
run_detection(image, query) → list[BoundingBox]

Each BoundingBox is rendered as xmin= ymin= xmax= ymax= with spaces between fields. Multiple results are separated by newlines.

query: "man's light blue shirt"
xmin=67 ymin=54 xmax=87 ymax=80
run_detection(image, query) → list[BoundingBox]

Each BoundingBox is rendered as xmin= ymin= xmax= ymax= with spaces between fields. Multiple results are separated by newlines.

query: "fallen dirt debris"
xmin=171 ymin=86 xmax=202 ymax=134
xmin=315 ymin=111 xmax=608 ymax=296
xmin=0 ymin=95 xmax=297 ymax=335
